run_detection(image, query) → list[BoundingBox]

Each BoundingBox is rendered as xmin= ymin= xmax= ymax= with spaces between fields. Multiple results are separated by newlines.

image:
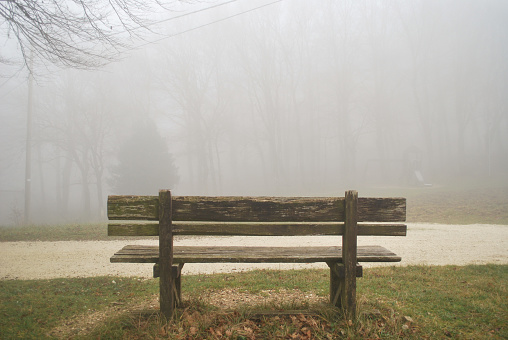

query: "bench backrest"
xmin=108 ymin=191 xmax=406 ymax=237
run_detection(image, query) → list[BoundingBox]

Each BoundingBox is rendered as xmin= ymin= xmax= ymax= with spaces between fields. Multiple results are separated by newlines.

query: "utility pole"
xmin=24 ymin=53 xmax=33 ymax=224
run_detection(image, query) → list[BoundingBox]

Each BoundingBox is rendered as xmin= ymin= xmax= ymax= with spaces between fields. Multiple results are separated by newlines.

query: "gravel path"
xmin=1 ymin=223 xmax=507 ymax=280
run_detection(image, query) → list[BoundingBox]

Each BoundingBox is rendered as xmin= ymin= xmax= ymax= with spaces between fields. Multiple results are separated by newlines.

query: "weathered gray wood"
xmin=108 ymin=195 xmax=159 ymax=220
xmin=108 ymin=223 xmax=159 ymax=236
xmin=327 ymin=262 xmax=363 ymax=278
xmin=172 ymin=196 xmax=344 ymax=222
xmin=358 ymin=197 xmax=406 ymax=222
xmin=174 ymin=264 xmax=183 ymax=307
xmin=110 ymin=245 xmax=401 ymax=263
xmin=342 ymin=190 xmax=358 ymax=319
xmin=108 ymin=222 xmax=407 ymax=237
xmin=107 ymin=195 xmax=406 ymax=222
xmin=158 ymin=190 xmax=174 ymax=320
xmin=329 ymin=263 xmax=341 ymax=306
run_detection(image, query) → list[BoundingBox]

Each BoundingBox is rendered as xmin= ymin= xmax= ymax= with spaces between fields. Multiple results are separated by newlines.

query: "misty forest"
xmin=1 ymin=0 xmax=507 ymax=224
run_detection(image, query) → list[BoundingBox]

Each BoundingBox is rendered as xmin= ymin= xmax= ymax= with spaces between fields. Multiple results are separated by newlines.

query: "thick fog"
xmin=1 ymin=0 xmax=507 ymax=224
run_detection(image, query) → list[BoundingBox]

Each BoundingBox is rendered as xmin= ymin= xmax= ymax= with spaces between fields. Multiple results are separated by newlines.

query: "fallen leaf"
xmin=402 ymin=315 xmax=414 ymax=323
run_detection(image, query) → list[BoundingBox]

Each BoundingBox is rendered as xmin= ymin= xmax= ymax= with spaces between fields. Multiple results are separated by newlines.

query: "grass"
xmin=0 ymin=276 xmax=158 ymax=339
xmin=0 ymin=265 xmax=506 ymax=339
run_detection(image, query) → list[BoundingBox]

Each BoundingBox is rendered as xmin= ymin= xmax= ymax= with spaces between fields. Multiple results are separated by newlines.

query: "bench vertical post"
xmin=159 ymin=190 xmax=174 ymax=319
xmin=342 ymin=190 xmax=358 ymax=319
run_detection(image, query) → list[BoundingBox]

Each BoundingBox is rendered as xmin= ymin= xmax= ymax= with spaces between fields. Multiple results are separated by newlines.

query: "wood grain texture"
xmin=358 ymin=197 xmax=406 ymax=222
xmin=107 ymin=195 xmax=406 ymax=222
xmin=108 ymin=222 xmax=407 ymax=237
xmin=110 ymin=245 xmax=402 ymax=263
xmin=342 ymin=190 xmax=358 ymax=317
xmin=172 ymin=196 xmax=343 ymax=222
xmin=108 ymin=195 xmax=159 ymax=220
xmin=158 ymin=190 xmax=174 ymax=319
xmin=108 ymin=223 xmax=159 ymax=236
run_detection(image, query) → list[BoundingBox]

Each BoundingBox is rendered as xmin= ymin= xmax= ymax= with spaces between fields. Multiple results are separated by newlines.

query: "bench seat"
xmin=111 ymin=245 xmax=401 ymax=263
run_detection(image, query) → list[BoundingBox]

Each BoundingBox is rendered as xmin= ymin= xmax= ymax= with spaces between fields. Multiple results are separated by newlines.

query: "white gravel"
xmin=1 ymin=223 xmax=507 ymax=280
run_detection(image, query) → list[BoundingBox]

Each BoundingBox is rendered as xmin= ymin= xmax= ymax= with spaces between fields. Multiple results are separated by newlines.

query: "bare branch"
xmin=0 ymin=0 xmax=187 ymax=73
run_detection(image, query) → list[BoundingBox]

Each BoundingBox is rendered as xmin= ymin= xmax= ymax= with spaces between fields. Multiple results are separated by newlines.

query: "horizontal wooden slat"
xmin=172 ymin=196 xmax=344 ymax=222
xmin=108 ymin=222 xmax=406 ymax=237
xmin=110 ymin=245 xmax=402 ymax=263
xmin=108 ymin=195 xmax=406 ymax=222
xmin=358 ymin=223 xmax=406 ymax=236
xmin=358 ymin=197 xmax=406 ymax=222
xmin=108 ymin=195 xmax=158 ymax=220
xmin=108 ymin=223 xmax=159 ymax=236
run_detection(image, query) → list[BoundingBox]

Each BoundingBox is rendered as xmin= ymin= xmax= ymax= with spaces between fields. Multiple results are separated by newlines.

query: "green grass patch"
xmin=1 ymin=265 xmax=506 ymax=339
xmin=0 ymin=276 xmax=158 ymax=339
xmin=183 ymin=268 xmax=330 ymax=295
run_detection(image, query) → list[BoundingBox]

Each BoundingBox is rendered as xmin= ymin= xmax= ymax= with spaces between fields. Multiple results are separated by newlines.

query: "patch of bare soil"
xmin=48 ymin=289 xmax=324 ymax=338
xmin=201 ymin=288 xmax=325 ymax=310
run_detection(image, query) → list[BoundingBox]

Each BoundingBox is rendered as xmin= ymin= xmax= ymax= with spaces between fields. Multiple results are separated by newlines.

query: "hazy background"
xmin=1 ymin=0 xmax=507 ymax=225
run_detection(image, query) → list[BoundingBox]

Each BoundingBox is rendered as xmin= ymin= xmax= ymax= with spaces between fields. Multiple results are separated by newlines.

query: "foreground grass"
xmin=0 ymin=276 xmax=158 ymax=339
xmin=1 ymin=265 xmax=506 ymax=339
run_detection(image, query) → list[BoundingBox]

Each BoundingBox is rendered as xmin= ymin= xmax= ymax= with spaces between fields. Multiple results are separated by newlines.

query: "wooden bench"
xmin=107 ymin=190 xmax=406 ymax=319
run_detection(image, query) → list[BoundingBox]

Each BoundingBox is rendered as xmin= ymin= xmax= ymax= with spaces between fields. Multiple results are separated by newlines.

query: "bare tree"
xmin=0 ymin=0 xmax=185 ymax=71
xmin=157 ymin=28 xmax=228 ymax=194
xmin=35 ymin=69 xmax=118 ymax=220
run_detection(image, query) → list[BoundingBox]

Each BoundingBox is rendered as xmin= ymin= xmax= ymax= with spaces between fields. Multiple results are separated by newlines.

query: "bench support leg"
xmin=342 ymin=190 xmax=359 ymax=319
xmin=159 ymin=190 xmax=174 ymax=320
xmin=173 ymin=264 xmax=184 ymax=307
xmin=329 ymin=263 xmax=342 ymax=307
xmin=328 ymin=262 xmax=363 ymax=310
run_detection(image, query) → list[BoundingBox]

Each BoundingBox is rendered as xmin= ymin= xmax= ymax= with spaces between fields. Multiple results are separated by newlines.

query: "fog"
xmin=1 ymin=0 xmax=507 ymax=224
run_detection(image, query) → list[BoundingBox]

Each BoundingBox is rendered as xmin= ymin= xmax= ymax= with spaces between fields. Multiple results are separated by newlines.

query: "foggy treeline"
xmin=1 ymin=0 xmax=507 ymax=224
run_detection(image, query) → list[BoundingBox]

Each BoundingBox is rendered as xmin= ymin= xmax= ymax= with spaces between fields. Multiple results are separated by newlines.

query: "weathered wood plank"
xmin=108 ymin=195 xmax=406 ymax=222
xmin=173 ymin=222 xmax=344 ymax=236
xmin=358 ymin=223 xmax=406 ymax=236
xmin=108 ymin=223 xmax=159 ymax=236
xmin=108 ymin=222 xmax=407 ymax=237
xmin=110 ymin=245 xmax=402 ymax=263
xmin=172 ymin=196 xmax=344 ymax=222
xmin=358 ymin=197 xmax=406 ymax=222
xmin=108 ymin=195 xmax=158 ymax=220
